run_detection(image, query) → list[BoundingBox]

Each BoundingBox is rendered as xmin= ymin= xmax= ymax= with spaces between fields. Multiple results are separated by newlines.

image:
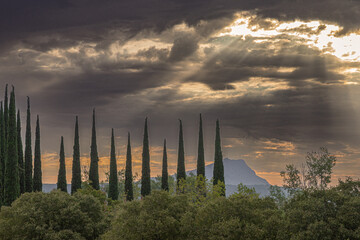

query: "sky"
xmin=1 ymin=0 xmax=360 ymax=185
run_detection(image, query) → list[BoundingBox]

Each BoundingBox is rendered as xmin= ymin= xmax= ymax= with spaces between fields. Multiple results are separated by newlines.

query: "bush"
xmin=102 ymin=190 xmax=192 ymax=240
xmin=0 ymin=190 xmax=108 ymax=240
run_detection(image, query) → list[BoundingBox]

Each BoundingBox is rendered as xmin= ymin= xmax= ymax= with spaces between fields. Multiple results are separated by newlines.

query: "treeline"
xmin=0 ymin=85 xmax=226 ymax=206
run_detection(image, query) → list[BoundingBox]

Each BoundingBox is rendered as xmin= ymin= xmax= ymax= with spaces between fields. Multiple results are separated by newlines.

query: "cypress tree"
xmin=57 ymin=136 xmax=67 ymax=193
xmin=197 ymin=114 xmax=205 ymax=177
xmin=24 ymin=97 xmax=32 ymax=192
xmin=17 ymin=110 xmax=25 ymax=194
xmin=89 ymin=109 xmax=99 ymax=190
xmin=177 ymin=119 xmax=186 ymax=186
xmin=141 ymin=118 xmax=151 ymax=197
xmin=71 ymin=116 xmax=81 ymax=194
xmin=213 ymin=119 xmax=225 ymax=196
xmin=0 ymin=102 xmax=4 ymax=204
xmin=4 ymin=86 xmax=19 ymax=205
xmin=125 ymin=132 xmax=133 ymax=201
xmin=108 ymin=129 xmax=118 ymax=200
xmin=4 ymin=84 xmax=8 ymax=144
xmin=161 ymin=139 xmax=169 ymax=191
xmin=33 ymin=115 xmax=42 ymax=192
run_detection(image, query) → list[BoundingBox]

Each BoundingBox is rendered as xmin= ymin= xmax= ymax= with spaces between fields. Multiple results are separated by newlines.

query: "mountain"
xmin=187 ymin=158 xmax=269 ymax=186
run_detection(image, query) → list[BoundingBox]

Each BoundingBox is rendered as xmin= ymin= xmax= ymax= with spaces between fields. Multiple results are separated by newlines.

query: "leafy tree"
xmin=197 ymin=114 xmax=205 ymax=177
xmin=71 ymin=116 xmax=81 ymax=194
xmin=24 ymin=97 xmax=32 ymax=192
xmin=102 ymin=191 xmax=191 ymax=240
xmin=125 ymin=132 xmax=133 ymax=201
xmin=213 ymin=119 xmax=225 ymax=196
xmin=281 ymin=147 xmax=336 ymax=194
xmin=57 ymin=136 xmax=67 ymax=193
xmin=89 ymin=109 xmax=100 ymax=190
xmin=161 ymin=139 xmax=169 ymax=191
xmin=0 ymin=190 xmax=108 ymax=240
xmin=108 ymin=129 xmax=118 ymax=200
xmin=33 ymin=115 xmax=42 ymax=192
xmin=177 ymin=119 xmax=186 ymax=188
xmin=141 ymin=117 xmax=151 ymax=197
xmin=4 ymin=87 xmax=19 ymax=206
xmin=17 ymin=110 xmax=25 ymax=194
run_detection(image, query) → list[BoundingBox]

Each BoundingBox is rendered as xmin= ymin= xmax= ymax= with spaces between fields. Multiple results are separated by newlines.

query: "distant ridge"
xmin=187 ymin=158 xmax=269 ymax=186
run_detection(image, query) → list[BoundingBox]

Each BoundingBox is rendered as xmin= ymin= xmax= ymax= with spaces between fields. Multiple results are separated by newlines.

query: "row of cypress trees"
xmin=0 ymin=84 xmax=225 ymax=204
xmin=58 ymin=110 xmax=225 ymax=200
xmin=0 ymin=85 xmax=42 ymax=206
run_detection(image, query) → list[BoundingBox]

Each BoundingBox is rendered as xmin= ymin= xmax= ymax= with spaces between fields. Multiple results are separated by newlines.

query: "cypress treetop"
xmin=213 ymin=119 xmax=225 ymax=196
xmin=89 ymin=109 xmax=100 ymax=190
xmin=57 ymin=136 xmax=67 ymax=193
xmin=177 ymin=119 xmax=186 ymax=186
xmin=17 ymin=110 xmax=25 ymax=194
xmin=125 ymin=132 xmax=133 ymax=201
xmin=141 ymin=117 xmax=151 ymax=197
xmin=161 ymin=139 xmax=169 ymax=191
xmin=108 ymin=129 xmax=118 ymax=200
xmin=24 ymin=97 xmax=33 ymax=192
xmin=71 ymin=116 xmax=81 ymax=194
xmin=33 ymin=115 xmax=42 ymax=192
xmin=197 ymin=114 xmax=205 ymax=177
xmin=4 ymin=84 xmax=8 ymax=143
xmin=4 ymin=86 xmax=19 ymax=205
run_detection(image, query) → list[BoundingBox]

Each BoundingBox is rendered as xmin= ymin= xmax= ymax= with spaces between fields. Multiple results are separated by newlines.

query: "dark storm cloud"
xmin=1 ymin=0 xmax=360 ymax=52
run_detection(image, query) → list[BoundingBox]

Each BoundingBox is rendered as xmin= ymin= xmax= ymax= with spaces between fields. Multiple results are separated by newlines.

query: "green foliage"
xmin=33 ymin=115 xmax=42 ymax=192
xmin=0 ymin=190 xmax=108 ymax=240
xmin=4 ymin=87 xmax=19 ymax=206
xmin=103 ymin=191 xmax=191 ymax=240
xmin=269 ymin=185 xmax=287 ymax=208
xmin=17 ymin=110 xmax=25 ymax=194
xmin=161 ymin=139 xmax=169 ymax=191
xmin=89 ymin=109 xmax=100 ymax=190
xmin=108 ymin=129 xmax=118 ymax=200
xmin=213 ymin=119 xmax=225 ymax=196
xmin=280 ymin=183 xmax=360 ymax=240
xmin=125 ymin=132 xmax=133 ymax=201
xmin=281 ymin=147 xmax=337 ymax=196
xmin=197 ymin=114 xmax=205 ymax=178
xmin=0 ymin=102 xmax=4 ymax=205
xmin=71 ymin=116 xmax=82 ymax=194
xmin=24 ymin=97 xmax=32 ymax=192
xmin=177 ymin=120 xmax=186 ymax=189
xmin=57 ymin=136 xmax=67 ymax=193
xmin=141 ymin=117 xmax=151 ymax=197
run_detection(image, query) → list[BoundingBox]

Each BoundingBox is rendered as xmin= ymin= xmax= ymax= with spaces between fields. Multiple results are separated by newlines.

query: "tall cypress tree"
xmin=33 ymin=115 xmax=42 ymax=192
xmin=89 ymin=109 xmax=99 ymax=190
xmin=71 ymin=116 xmax=81 ymax=194
xmin=57 ymin=136 xmax=67 ymax=193
xmin=24 ymin=97 xmax=32 ymax=192
xmin=197 ymin=114 xmax=205 ymax=177
xmin=213 ymin=119 xmax=225 ymax=196
xmin=141 ymin=118 xmax=151 ymax=197
xmin=125 ymin=132 xmax=133 ymax=201
xmin=4 ymin=86 xmax=19 ymax=205
xmin=177 ymin=119 xmax=186 ymax=186
xmin=161 ymin=139 xmax=169 ymax=191
xmin=108 ymin=129 xmax=118 ymax=200
xmin=17 ymin=110 xmax=25 ymax=194
xmin=4 ymin=84 xmax=8 ymax=144
xmin=0 ymin=102 xmax=4 ymax=204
